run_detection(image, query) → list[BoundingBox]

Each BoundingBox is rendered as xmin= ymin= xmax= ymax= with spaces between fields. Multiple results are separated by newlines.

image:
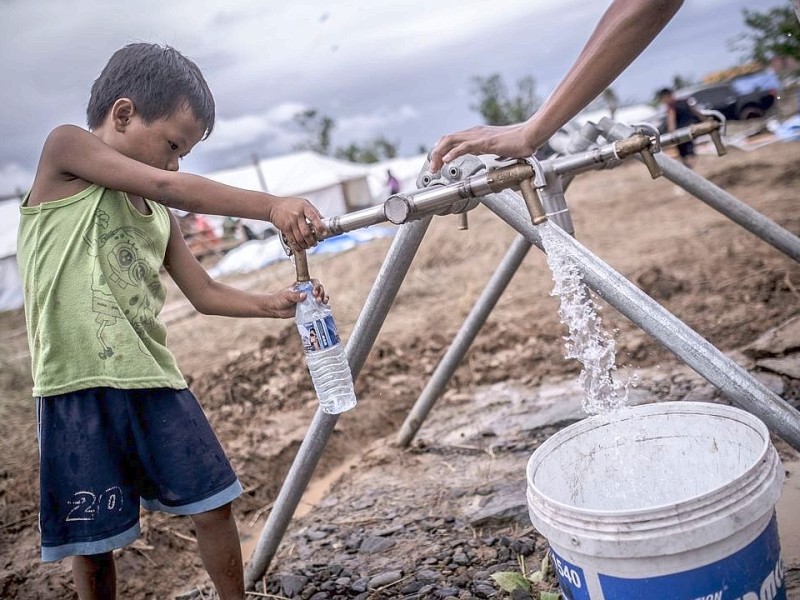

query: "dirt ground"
xmin=2 ymin=137 xmax=800 ymax=599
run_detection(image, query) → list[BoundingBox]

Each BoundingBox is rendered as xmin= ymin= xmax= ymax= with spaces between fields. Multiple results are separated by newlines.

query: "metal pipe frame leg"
xmin=395 ymin=233 xmax=533 ymax=447
xmin=482 ymin=190 xmax=800 ymax=451
xmin=244 ymin=217 xmax=433 ymax=590
xmin=656 ymin=153 xmax=800 ymax=263
xmin=599 ymin=119 xmax=800 ymax=264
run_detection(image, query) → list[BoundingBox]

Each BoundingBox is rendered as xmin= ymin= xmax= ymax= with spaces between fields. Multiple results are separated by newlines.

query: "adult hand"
xmin=429 ymin=123 xmax=539 ymax=172
xmin=267 ymin=196 xmax=326 ymax=250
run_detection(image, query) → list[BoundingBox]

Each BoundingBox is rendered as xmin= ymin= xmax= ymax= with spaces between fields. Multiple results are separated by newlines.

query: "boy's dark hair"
xmin=657 ymin=87 xmax=674 ymax=98
xmin=87 ymin=43 xmax=215 ymax=139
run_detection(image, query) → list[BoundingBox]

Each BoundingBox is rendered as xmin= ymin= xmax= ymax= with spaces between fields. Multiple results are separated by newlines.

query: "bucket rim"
xmin=526 ymin=401 xmax=772 ymax=518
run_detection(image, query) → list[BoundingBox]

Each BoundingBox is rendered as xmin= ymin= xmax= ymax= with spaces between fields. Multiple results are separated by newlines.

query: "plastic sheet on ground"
xmin=775 ymin=115 xmax=800 ymax=142
xmin=207 ymin=226 xmax=396 ymax=278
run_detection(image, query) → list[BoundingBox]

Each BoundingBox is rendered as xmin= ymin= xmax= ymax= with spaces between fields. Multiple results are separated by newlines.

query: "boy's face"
xmin=117 ymin=102 xmax=205 ymax=171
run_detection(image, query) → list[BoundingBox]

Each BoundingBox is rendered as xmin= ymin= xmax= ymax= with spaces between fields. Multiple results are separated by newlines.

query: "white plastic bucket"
xmin=526 ymin=402 xmax=785 ymax=600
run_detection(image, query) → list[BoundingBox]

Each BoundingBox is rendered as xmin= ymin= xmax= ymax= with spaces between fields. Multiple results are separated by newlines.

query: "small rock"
xmin=359 ymin=535 xmax=396 ymax=554
xmin=510 ymin=588 xmax=533 ymax=600
xmin=350 ymin=578 xmax=369 ymax=593
xmin=352 ymin=497 xmax=376 ymax=510
xmin=416 ymin=569 xmax=441 ymax=583
xmin=401 ymin=580 xmax=425 ymax=594
xmin=279 ymin=574 xmax=308 ymax=598
xmin=368 ymin=570 xmax=403 ymax=588
xmin=758 ymin=355 xmax=800 ymax=379
xmin=754 ymin=371 xmax=785 ymax=395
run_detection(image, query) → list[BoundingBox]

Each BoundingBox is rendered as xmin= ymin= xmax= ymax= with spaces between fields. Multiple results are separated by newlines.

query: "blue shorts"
xmin=37 ymin=387 xmax=242 ymax=562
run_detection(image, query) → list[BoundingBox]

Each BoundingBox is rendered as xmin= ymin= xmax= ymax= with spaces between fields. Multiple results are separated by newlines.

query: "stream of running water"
xmin=538 ymin=221 xmax=636 ymax=414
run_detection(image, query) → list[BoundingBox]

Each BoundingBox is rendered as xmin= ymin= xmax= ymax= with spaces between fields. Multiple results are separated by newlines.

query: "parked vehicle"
xmin=675 ymin=71 xmax=779 ymax=121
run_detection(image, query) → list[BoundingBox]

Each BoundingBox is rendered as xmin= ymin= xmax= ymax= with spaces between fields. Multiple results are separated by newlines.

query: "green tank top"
xmin=17 ymin=184 xmax=187 ymax=396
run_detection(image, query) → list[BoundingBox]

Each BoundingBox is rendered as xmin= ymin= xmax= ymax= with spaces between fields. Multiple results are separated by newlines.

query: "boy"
xmin=18 ymin=43 xmax=328 ymax=600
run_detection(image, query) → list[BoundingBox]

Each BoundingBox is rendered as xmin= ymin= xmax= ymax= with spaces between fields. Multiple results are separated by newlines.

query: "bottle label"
xmin=298 ymin=315 xmax=341 ymax=353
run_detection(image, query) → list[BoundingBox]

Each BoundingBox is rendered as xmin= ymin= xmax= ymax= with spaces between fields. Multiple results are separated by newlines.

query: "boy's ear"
xmin=111 ymin=98 xmax=137 ymax=132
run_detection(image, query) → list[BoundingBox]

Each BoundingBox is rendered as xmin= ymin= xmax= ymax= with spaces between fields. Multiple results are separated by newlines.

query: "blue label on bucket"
xmin=550 ymin=548 xmax=591 ymax=600
xmin=597 ymin=515 xmax=785 ymax=600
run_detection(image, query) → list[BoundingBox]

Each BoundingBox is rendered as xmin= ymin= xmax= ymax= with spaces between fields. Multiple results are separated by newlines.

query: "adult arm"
xmin=429 ymin=0 xmax=683 ymax=171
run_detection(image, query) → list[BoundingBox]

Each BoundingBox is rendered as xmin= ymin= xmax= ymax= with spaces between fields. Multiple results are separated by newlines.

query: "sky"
xmin=0 ymin=0 xmax=785 ymax=196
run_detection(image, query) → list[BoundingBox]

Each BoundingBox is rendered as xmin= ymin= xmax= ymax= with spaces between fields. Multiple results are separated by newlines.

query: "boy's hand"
xmin=309 ymin=279 xmax=329 ymax=305
xmin=266 ymin=279 xmax=329 ymax=318
xmin=267 ymin=196 xmax=326 ymax=251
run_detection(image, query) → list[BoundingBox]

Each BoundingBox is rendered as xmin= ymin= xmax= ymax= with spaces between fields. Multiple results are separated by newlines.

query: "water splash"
xmin=538 ymin=222 xmax=634 ymax=414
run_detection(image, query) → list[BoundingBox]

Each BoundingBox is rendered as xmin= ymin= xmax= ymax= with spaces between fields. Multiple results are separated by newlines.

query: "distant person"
xmin=657 ymin=87 xmax=705 ymax=168
xmin=17 ymin=43 xmax=329 ymax=600
xmin=429 ymin=0 xmax=684 ymax=172
xmin=222 ymin=215 xmax=240 ymax=240
xmin=386 ymin=169 xmax=401 ymax=194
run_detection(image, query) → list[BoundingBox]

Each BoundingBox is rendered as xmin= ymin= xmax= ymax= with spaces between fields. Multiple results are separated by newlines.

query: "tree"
xmin=293 ymin=108 xmax=401 ymax=163
xmin=470 ymin=74 xmax=541 ymax=126
xmin=293 ymin=109 xmax=336 ymax=154
xmin=334 ymin=136 xmax=399 ymax=164
xmin=601 ymin=87 xmax=619 ymax=119
xmin=733 ymin=3 xmax=800 ymax=63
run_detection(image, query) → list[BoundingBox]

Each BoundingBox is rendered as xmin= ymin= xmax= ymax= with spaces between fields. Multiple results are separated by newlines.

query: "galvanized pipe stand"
xmin=482 ymin=189 xmax=800 ymax=449
xmin=245 ymin=120 xmax=800 ymax=588
xmin=398 ymin=117 xmax=800 ymax=447
xmin=244 ymin=218 xmax=432 ymax=590
xmin=597 ymin=117 xmax=800 ymax=264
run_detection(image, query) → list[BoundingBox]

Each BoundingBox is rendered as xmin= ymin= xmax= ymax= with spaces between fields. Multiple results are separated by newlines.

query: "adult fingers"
xmin=296 ymin=217 xmax=316 ymax=249
xmin=311 ymin=280 xmax=329 ymax=304
xmin=305 ymin=206 xmax=326 ymax=237
xmin=430 ymin=132 xmax=472 ymax=172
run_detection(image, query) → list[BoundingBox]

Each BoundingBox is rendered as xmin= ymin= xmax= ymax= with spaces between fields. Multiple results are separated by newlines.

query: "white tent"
xmin=367 ymin=154 xmax=428 ymax=200
xmin=0 ymin=199 xmax=23 ymax=312
xmin=569 ymin=103 xmax=660 ymax=128
xmin=203 ymin=151 xmax=375 ymax=235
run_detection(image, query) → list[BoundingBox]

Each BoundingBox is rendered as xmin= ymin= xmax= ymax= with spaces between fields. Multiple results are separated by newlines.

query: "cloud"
xmin=0 ymin=0 xmax=762 ymax=183
xmin=187 ymin=102 xmax=422 ymax=173
xmin=204 ymin=102 xmax=309 ymax=152
xmin=336 ymin=105 xmax=420 ymax=143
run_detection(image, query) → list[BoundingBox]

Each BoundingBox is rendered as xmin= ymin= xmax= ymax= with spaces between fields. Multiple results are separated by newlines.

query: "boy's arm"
xmin=163 ymin=212 xmax=308 ymax=318
xmin=39 ymin=125 xmax=324 ymax=249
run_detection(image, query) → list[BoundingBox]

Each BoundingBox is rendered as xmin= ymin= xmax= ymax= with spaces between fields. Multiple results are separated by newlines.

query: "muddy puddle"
xmin=239 ymin=455 xmax=360 ymax=561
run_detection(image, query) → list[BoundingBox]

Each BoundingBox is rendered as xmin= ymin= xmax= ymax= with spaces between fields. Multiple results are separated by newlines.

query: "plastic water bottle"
xmin=294 ymin=280 xmax=357 ymax=414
